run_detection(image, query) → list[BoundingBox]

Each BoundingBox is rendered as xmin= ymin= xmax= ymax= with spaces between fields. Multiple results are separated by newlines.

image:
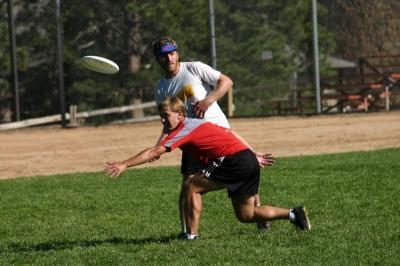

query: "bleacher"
xmin=269 ymin=55 xmax=400 ymax=114
xmin=320 ymin=55 xmax=400 ymax=112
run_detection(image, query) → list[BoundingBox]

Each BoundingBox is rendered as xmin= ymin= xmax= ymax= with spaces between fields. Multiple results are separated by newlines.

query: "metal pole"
xmin=208 ymin=0 xmax=233 ymax=116
xmin=56 ymin=0 xmax=66 ymax=127
xmin=208 ymin=0 xmax=217 ymax=69
xmin=7 ymin=0 xmax=20 ymax=121
xmin=312 ymin=0 xmax=321 ymax=113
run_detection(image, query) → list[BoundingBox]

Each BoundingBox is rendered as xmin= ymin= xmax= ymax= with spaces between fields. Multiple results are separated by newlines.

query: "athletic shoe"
xmin=180 ymin=233 xmax=199 ymax=240
xmin=257 ymin=220 xmax=272 ymax=230
xmin=178 ymin=232 xmax=187 ymax=240
xmin=291 ymin=206 xmax=311 ymax=230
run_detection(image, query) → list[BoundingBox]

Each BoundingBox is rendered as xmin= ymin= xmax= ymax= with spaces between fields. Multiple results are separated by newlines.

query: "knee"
xmin=235 ymin=212 xmax=254 ymax=223
xmin=182 ymin=174 xmax=195 ymax=191
xmin=183 ymin=180 xmax=201 ymax=198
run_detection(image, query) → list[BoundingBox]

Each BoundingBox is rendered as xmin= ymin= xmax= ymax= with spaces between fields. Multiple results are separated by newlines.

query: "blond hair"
xmin=158 ymin=97 xmax=187 ymax=116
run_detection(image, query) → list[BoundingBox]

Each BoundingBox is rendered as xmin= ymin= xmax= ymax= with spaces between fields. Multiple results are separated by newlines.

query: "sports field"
xmin=0 ymin=148 xmax=399 ymax=265
xmin=1 ymin=112 xmax=400 ymax=179
xmin=0 ymin=112 xmax=400 ymax=265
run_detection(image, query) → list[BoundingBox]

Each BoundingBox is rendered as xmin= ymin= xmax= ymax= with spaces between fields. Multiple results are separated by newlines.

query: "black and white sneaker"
xmin=178 ymin=232 xmax=187 ymax=240
xmin=291 ymin=206 xmax=311 ymax=230
xmin=181 ymin=233 xmax=199 ymax=240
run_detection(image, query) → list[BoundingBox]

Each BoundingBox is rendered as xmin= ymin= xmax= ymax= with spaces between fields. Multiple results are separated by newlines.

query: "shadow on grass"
xmin=5 ymin=234 xmax=178 ymax=253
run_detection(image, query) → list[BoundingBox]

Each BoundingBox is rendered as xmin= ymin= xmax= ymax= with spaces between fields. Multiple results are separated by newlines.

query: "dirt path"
xmin=1 ymin=112 xmax=399 ymax=179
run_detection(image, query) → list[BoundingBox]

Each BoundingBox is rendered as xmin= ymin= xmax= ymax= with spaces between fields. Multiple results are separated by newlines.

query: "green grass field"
xmin=1 ymin=148 xmax=399 ymax=265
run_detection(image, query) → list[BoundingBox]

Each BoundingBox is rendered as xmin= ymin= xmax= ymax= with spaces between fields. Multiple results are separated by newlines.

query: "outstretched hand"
xmin=104 ymin=161 xmax=127 ymax=178
xmin=255 ymin=153 xmax=275 ymax=168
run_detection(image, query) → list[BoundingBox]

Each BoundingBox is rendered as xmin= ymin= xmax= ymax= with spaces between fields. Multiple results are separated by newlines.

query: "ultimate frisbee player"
xmin=151 ymin=37 xmax=269 ymax=235
xmin=105 ymin=97 xmax=311 ymax=240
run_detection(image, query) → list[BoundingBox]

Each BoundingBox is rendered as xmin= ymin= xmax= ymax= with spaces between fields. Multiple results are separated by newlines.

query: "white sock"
xmin=289 ymin=209 xmax=296 ymax=222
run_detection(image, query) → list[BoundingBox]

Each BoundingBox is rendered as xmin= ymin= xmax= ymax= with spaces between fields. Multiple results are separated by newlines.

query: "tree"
xmin=63 ymin=0 xmax=210 ymax=121
xmin=214 ymin=0 xmax=336 ymax=115
xmin=1 ymin=0 xmax=336 ymax=122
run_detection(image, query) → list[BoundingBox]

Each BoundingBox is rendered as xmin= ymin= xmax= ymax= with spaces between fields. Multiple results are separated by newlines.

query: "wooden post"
xmin=227 ymin=87 xmax=234 ymax=117
xmin=363 ymin=97 xmax=368 ymax=112
xmin=68 ymin=105 xmax=78 ymax=127
xmin=385 ymin=85 xmax=390 ymax=111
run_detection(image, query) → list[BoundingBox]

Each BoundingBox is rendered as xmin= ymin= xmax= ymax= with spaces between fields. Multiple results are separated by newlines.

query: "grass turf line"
xmin=0 ymin=148 xmax=399 ymax=265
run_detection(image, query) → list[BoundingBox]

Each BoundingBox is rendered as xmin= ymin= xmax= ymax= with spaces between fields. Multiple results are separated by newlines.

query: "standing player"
xmin=105 ymin=97 xmax=311 ymax=240
xmin=151 ymin=37 xmax=269 ymax=236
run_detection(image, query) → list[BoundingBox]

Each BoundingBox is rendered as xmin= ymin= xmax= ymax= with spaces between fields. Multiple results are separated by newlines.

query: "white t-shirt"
xmin=154 ymin=61 xmax=230 ymax=128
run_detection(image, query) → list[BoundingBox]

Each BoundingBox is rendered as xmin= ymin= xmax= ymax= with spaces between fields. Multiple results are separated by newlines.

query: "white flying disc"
xmin=80 ymin=55 xmax=119 ymax=74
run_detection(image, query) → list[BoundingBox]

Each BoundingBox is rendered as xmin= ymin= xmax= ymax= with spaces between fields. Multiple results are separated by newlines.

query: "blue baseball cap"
xmin=153 ymin=37 xmax=178 ymax=57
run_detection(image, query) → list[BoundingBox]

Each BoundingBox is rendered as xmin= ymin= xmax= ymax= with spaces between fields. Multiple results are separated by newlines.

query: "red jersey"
xmin=160 ymin=118 xmax=248 ymax=165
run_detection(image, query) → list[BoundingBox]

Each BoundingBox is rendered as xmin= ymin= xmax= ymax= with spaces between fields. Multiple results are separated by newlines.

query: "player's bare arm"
xmin=193 ymin=73 xmax=233 ymax=118
xmin=148 ymin=130 xmax=169 ymax=162
xmin=105 ymin=145 xmax=167 ymax=178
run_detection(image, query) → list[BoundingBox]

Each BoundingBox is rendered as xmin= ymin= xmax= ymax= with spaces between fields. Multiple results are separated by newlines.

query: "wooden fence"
xmin=0 ymin=101 xmax=157 ymax=131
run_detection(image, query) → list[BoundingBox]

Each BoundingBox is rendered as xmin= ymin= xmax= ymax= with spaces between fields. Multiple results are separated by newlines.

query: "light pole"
xmin=56 ymin=0 xmax=66 ymax=127
xmin=208 ymin=0 xmax=217 ymax=69
xmin=7 ymin=0 xmax=20 ymax=121
xmin=312 ymin=0 xmax=321 ymax=113
xmin=208 ymin=0 xmax=234 ymax=116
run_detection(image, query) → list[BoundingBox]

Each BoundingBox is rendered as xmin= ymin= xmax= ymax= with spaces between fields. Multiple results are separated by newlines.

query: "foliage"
xmin=0 ymin=0 xmax=336 ymax=121
xmin=215 ymin=0 xmax=336 ymax=115
xmin=0 ymin=3 xmax=11 ymax=120
xmin=64 ymin=0 xmax=210 ymax=113
xmin=0 ymin=148 xmax=399 ymax=265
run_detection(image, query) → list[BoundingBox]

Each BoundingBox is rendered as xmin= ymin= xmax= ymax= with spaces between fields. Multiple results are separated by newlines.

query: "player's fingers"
xmin=263 ymin=155 xmax=276 ymax=163
xmin=105 ymin=168 xmax=115 ymax=177
xmin=104 ymin=166 xmax=113 ymax=175
xmin=109 ymin=170 xmax=120 ymax=179
xmin=264 ymin=158 xmax=275 ymax=164
xmin=195 ymin=110 xmax=202 ymax=118
xmin=198 ymin=110 xmax=205 ymax=119
xmin=105 ymin=165 xmax=121 ymax=178
xmin=267 ymin=157 xmax=276 ymax=162
xmin=259 ymin=159 xmax=275 ymax=167
xmin=261 ymin=153 xmax=274 ymax=159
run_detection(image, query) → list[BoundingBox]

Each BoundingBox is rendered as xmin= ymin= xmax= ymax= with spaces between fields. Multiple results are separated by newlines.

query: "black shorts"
xmin=202 ymin=149 xmax=260 ymax=198
xmin=181 ymin=150 xmax=203 ymax=175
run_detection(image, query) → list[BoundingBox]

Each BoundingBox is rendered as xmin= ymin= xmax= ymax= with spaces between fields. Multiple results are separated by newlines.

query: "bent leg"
xmin=180 ymin=151 xmax=203 ymax=235
xmin=185 ymin=173 xmax=224 ymax=235
xmin=254 ymin=194 xmax=272 ymax=229
xmin=231 ymin=194 xmax=289 ymax=223
xmin=179 ymin=173 xmax=194 ymax=234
